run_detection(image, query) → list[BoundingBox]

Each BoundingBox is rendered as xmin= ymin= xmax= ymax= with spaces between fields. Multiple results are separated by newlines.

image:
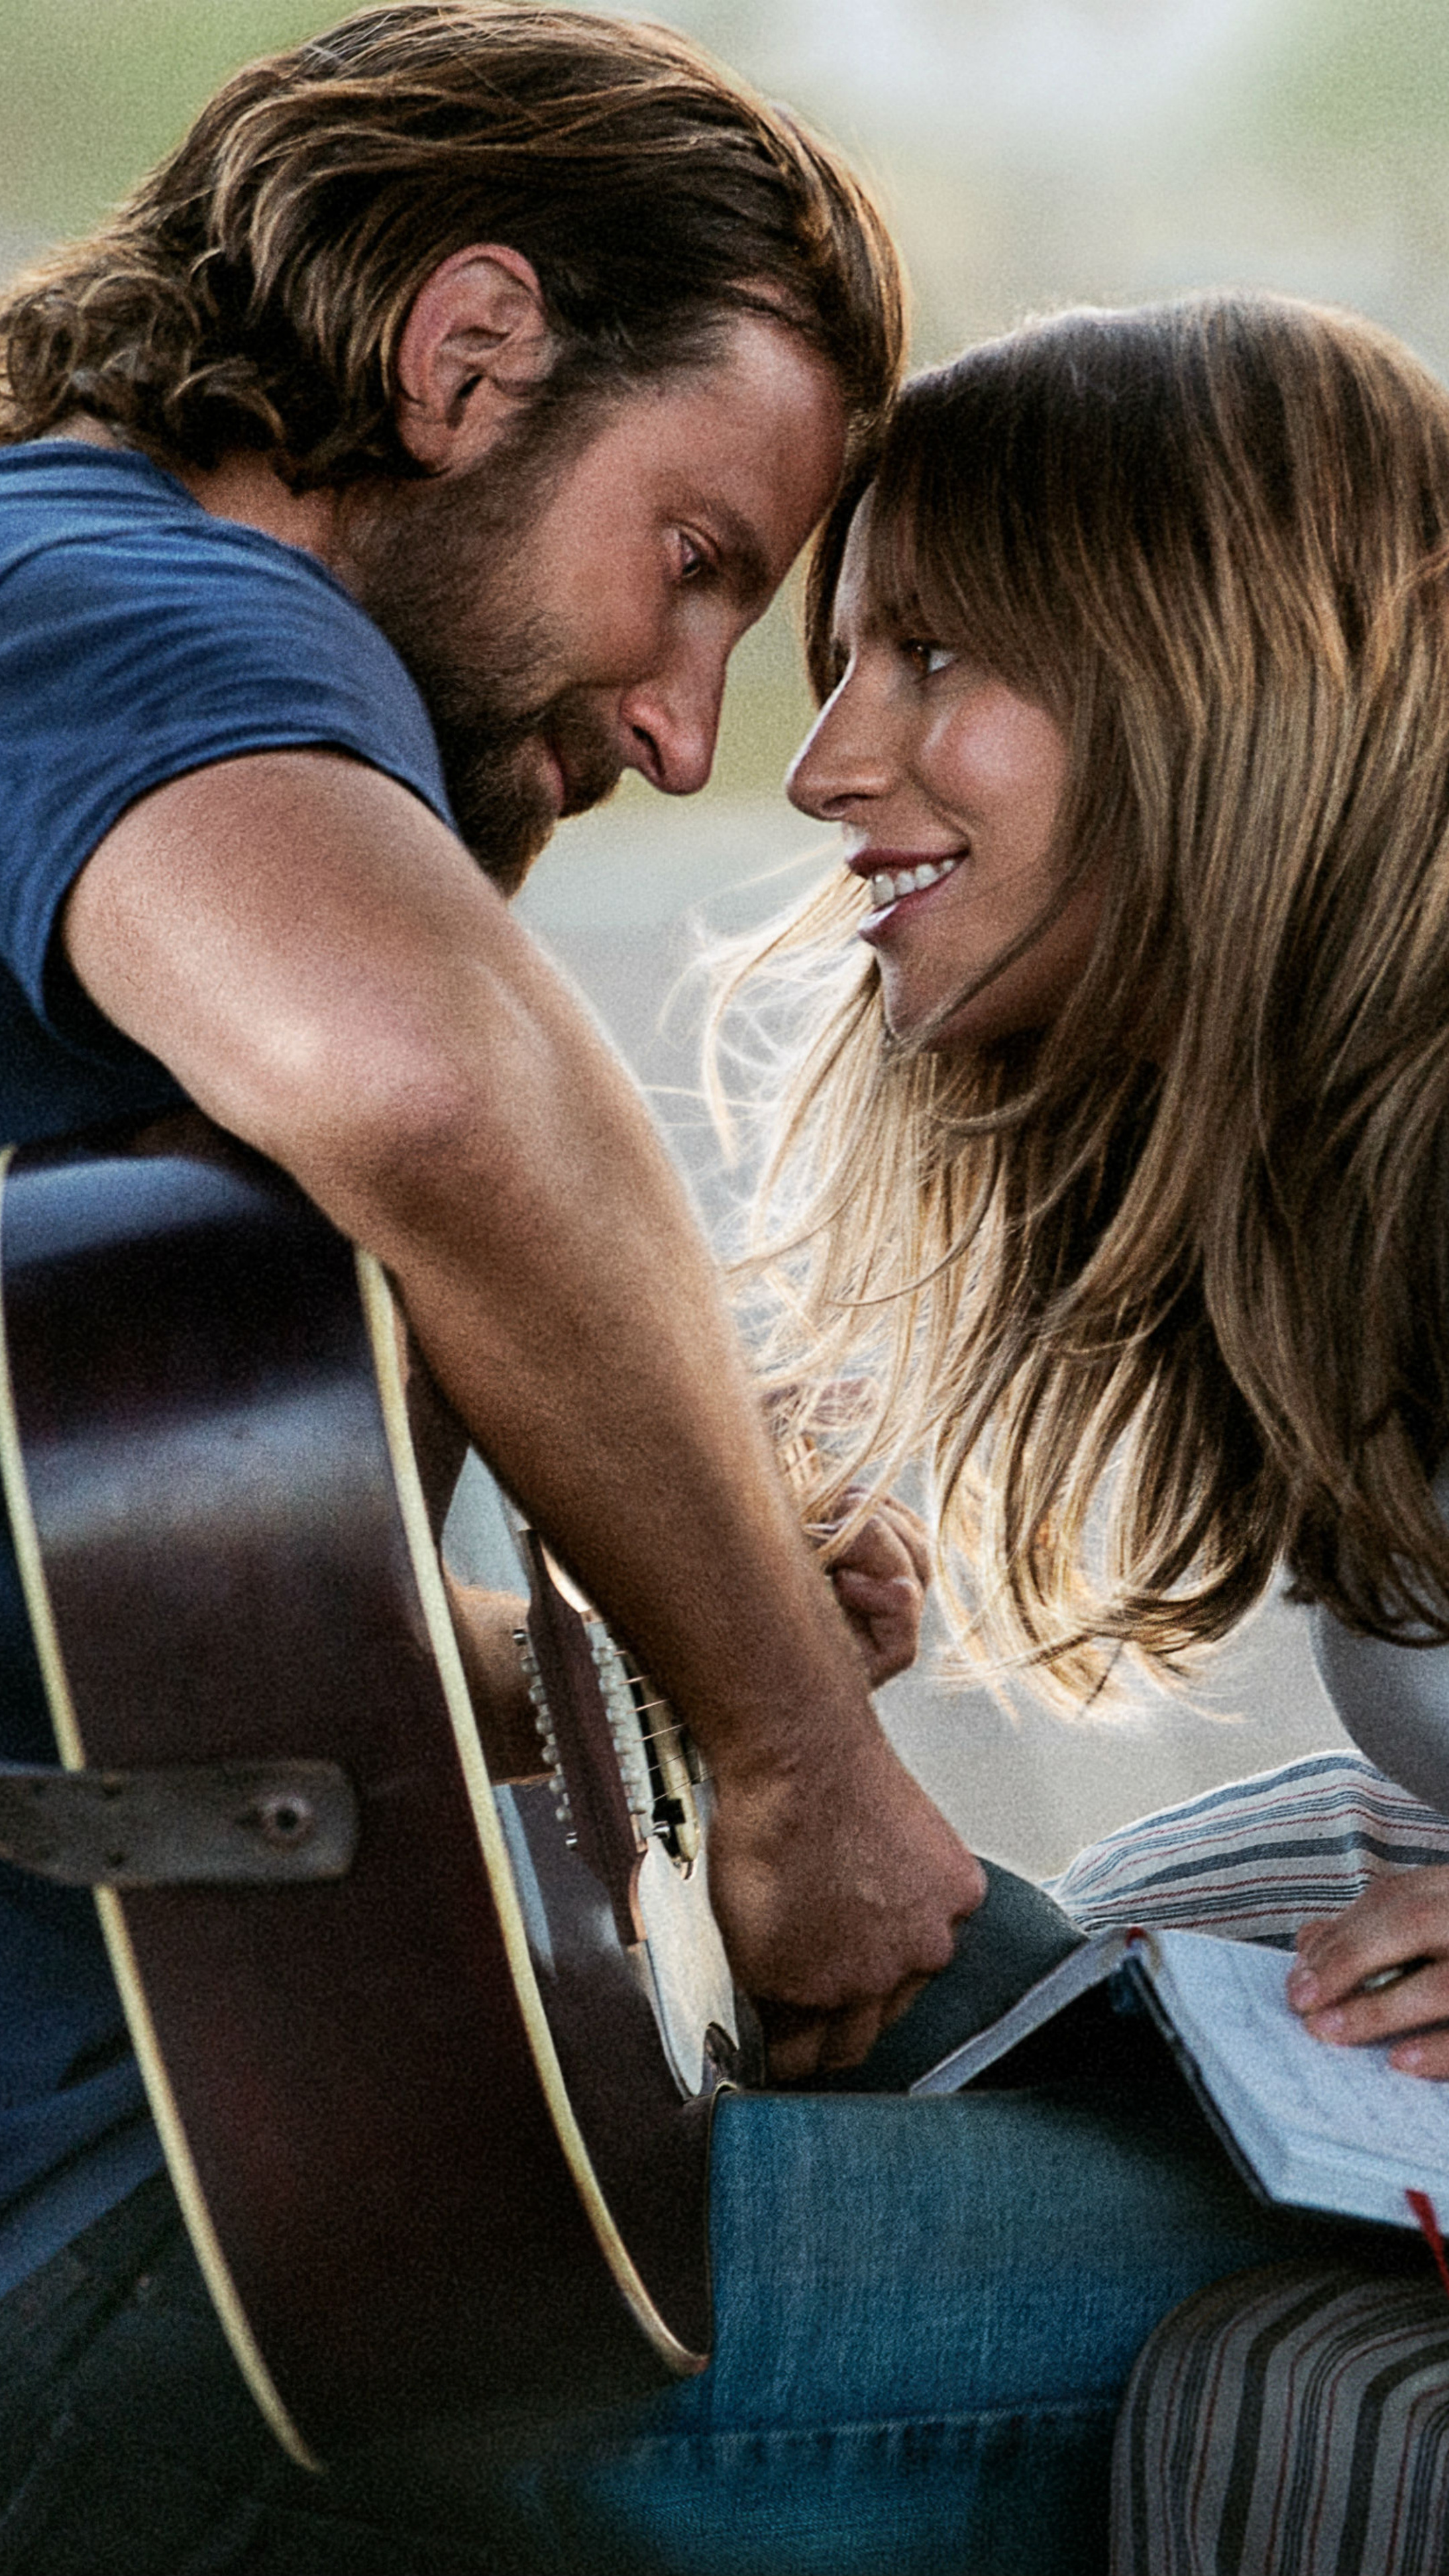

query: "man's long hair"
xmin=715 ymin=293 xmax=1449 ymax=1700
xmin=0 ymin=2 xmax=902 ymax=482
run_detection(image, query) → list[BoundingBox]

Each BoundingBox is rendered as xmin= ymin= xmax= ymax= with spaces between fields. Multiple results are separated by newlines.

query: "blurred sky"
xmin=5 ymin=0 xmax=1449 ymax=790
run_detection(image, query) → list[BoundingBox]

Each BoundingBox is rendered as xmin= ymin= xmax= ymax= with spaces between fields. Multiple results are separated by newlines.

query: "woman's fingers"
xmin=1287 ymin=1867 xmax=1449 ymax=2074
xmin=1388 ymin=2028 xmax=1449 ymax=2078
xmin=1295 ymin=1957 xmax=1449 ymax=2053
xmin=826 ymin=1495 xmax=929 ymax=1685
xmin=832 ymin=1566 xmax=921 ymax=1686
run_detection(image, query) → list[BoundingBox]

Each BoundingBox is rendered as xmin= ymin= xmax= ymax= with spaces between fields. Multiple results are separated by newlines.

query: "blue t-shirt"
xmin=0 ymin=441 xmax=454 ymax=2289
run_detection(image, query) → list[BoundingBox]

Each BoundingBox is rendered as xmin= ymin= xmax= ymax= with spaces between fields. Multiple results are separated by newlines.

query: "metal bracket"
xmin=0 ymin=1760 xmax=359 ymax=1887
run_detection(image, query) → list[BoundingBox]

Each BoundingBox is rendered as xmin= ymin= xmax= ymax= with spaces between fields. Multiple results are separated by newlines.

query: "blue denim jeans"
xmin=0 ymin=1873 xmax=1375 ymax=2576
xmin=443 ymin=2079 xmax=1368 ymax=2576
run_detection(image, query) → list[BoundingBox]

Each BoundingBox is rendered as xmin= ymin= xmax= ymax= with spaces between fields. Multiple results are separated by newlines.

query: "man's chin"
xmin=446 ymin=737 xmax=623 ymax=898
xmin=449 ymin=785 xmax=557 ymax=898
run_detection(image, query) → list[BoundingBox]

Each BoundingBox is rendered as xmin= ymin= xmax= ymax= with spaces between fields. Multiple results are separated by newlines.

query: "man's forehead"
xmin=619 ymin=321 xmax=847 ymax=555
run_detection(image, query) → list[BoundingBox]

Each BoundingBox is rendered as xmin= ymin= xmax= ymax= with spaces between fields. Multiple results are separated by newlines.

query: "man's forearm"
xmin=64 ymin=751 xmax=985 ymax=2057
xmin=68 ymin=751 xmax=875 ymax=1774
xmin=362 ymin=1034 xmax=877 ymax=1783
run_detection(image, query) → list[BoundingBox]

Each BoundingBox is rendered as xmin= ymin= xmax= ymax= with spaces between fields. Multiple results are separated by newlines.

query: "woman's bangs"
xmin=862 ymin=461 xmax=999 ymax=665
xmin=864 ymin=376 xmax=1059 ymax=695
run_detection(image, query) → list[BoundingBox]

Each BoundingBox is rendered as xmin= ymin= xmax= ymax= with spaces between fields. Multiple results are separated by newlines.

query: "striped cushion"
xmin=1049 ymin=1752 xmax=1449 ymax=1945
xmin=1112 ymin=2261 xmax=1449 ymax=2575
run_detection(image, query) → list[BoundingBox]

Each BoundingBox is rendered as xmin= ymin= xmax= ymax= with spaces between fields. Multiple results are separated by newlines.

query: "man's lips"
xmin=536 ymin=722 xmax=624 ymax=821
xmin=559 ymin=762 xmax=624 ymax=819
xmin=537 ymin=741 xmax=568 ymax=818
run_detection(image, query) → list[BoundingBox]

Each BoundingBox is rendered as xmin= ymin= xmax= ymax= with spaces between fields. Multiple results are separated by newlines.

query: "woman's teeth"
xmin=867 ymin=856 xmax=961 ymax=908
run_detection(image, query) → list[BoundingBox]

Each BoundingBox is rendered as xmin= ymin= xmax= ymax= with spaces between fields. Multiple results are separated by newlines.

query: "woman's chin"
xmin=884 ymin=983 xmax=995 ymax=1053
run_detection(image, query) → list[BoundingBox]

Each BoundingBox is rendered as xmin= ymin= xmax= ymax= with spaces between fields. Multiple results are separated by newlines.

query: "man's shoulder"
xmin=0 ymin=439 xmax=455 ymax=922
xmin=0 ymin=439 xmax=360 ymax=621
xmin=0 ymin=438 xmax=450 ymax=815
xmin=0 ymin=437 xmax=199 ymax=534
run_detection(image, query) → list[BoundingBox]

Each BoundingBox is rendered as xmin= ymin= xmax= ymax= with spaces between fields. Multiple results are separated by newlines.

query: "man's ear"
xmin=394 ymin=245 xmax=552 ymax=472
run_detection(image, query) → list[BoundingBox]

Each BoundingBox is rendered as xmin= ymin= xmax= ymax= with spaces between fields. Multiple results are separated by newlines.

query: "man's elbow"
xmin=217 ymin=1012 xmax=515 ymax=1258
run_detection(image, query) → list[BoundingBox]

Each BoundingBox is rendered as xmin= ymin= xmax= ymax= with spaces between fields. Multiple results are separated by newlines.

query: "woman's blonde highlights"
xmin=722 ymin=294 xmax=1449 ymax=1700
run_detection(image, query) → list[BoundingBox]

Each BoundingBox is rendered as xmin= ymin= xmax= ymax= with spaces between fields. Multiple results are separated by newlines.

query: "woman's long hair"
xmin=718 ymin=294 xmax=1449 ymax=1699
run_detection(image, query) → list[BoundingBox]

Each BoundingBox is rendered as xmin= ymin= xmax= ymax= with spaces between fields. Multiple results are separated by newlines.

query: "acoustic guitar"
xmin=0 ymin=1112 xmax=756 ymax=2467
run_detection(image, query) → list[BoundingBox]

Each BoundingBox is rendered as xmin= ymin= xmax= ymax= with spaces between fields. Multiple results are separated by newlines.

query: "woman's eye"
xmin=677 ymin=531 xmax=712 ymax=583
xmin=903 ymin=639 xmax=957 ymax=679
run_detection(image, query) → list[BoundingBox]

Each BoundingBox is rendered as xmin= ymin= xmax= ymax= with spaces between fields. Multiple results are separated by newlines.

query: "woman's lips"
xmin=853 ymin=851 xmax=965 ymax=932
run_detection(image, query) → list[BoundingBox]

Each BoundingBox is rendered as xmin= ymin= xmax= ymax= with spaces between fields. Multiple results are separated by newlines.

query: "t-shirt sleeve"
xmin=0 ymin=517 xmax=455 ymax=1051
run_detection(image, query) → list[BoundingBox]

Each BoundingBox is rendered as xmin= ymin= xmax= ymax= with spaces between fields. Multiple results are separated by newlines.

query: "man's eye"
xmin=677 ymin=532 xmax=713 ymax=582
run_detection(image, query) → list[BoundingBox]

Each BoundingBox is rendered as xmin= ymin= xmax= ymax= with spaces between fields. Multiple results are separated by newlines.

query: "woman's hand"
xmin=824 ymin=1491 xmax=931 ymax=1688
xmin=1287 ymin=1866 xmax=1449 ymax=2076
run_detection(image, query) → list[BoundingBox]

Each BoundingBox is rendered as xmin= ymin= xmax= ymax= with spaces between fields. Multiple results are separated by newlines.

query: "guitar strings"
xmin=592 ymin=1670 xmax=714 ymax=1782
xmin=625 ymin=1709 xmax=712 ymax=1784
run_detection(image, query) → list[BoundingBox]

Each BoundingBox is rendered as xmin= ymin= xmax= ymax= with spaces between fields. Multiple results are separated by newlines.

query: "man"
xmin=1 ymin=0 xmax=977 ymax=2047
xmin=0 ymin=0 xmax=991 ymax=2539
xmin=0 ymin=15 xmax=1326 ymax=2570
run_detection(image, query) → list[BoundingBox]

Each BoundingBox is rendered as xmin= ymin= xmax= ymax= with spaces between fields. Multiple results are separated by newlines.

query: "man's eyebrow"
xmin=703 ymin=502 xmax=773 ymax=606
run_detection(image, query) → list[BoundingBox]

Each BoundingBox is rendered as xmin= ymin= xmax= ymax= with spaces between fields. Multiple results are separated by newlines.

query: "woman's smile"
xmin=788 ymin=513 xmax=1082 ymax=1047
xmin=853 ymin=847 xmax=965 ymax=920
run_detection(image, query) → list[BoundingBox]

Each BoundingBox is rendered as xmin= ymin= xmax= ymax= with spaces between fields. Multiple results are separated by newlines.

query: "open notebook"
xmin=911 ymin=1925 xmax=1449 ymax=2235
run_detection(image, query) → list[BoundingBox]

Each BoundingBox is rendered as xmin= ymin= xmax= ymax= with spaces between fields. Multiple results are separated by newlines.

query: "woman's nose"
xmin=786 ymin=674 xmax=894 ymax=820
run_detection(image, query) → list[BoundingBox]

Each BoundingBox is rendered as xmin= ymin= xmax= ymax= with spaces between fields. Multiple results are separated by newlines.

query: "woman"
xmin=178 ymin=292 xmax=1435 ymax=2576
xmin=716 ymin=288 xmax=1449 ymax=2571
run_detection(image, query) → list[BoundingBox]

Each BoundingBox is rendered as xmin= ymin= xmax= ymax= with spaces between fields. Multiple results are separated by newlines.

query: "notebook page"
xmin=1148 ymin=1929 xmax=1449 ymax=2172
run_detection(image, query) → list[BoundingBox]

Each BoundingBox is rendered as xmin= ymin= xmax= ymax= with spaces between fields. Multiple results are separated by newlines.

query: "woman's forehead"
xmin=831 ymin=490 xmax=928 ymax=639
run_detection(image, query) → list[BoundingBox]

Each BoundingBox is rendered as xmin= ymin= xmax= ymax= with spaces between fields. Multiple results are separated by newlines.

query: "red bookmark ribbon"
xmin=1406 ymin=2190 xmax=1449 ymax=2301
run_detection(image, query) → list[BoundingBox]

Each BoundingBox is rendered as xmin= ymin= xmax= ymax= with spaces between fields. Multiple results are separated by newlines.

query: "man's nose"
xmin=619 ymin=651 xmax=727 ymax=797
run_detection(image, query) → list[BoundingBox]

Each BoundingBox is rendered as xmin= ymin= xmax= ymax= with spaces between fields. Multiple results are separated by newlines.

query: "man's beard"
xmin=342 ymin=445 xmax=623 ymax=897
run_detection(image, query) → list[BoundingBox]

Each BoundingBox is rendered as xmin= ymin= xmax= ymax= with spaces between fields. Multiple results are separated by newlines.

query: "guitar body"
xmin=0 ymin=1114 xmax=748 ymax=2465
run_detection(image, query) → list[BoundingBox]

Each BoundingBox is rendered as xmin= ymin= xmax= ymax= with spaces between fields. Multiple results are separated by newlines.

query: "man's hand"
xmin=706 ymin=1729 xmax=986 ymax=2080
xmin=1287 ymin=1866 xmax=1449 ymax=2076
xmin=824 ymin=1491 xmax=930 ymax=1689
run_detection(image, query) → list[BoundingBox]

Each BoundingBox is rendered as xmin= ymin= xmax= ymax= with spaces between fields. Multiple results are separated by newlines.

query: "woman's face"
xmin=787 ymin=512 xmax=1098 ymax=1049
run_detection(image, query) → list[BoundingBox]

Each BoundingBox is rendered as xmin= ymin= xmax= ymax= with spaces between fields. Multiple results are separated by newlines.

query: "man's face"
xmin=342 ymin=316 xmax=848 ymax=892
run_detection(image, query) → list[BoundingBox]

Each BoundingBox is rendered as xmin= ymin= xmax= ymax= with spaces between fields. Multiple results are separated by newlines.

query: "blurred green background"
xmin=5 ymin=0 xmax=1449 ymax=802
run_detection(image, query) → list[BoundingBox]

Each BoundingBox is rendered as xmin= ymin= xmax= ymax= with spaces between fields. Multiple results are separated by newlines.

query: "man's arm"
xmin=64 ymin=747 xmax=983 ymax=2073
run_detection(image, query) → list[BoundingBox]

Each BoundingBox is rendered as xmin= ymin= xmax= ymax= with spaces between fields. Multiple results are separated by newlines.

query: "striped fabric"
xmin=1111 ymin=2261 xmax=1449 ymax=2575
xmin=1049 ymin=1750 xmax=1449 ymax=1946
xmin=1049 ymin=1752 xmax=1449 ymax=2575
